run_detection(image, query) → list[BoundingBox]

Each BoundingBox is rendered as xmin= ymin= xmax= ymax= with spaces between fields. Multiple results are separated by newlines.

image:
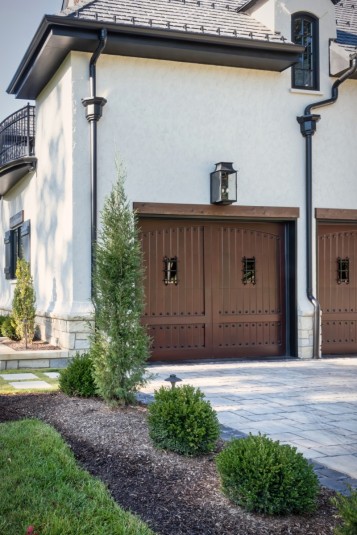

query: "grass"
xmin=0 ymin=368 xmax=60 ymax=394
xmin=0 ymin=419 xmax=155 ymax=535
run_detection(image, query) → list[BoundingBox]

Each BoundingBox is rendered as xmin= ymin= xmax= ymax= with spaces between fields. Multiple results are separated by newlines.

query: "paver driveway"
xmin=142 ymin=358 xmax=357 ymax=481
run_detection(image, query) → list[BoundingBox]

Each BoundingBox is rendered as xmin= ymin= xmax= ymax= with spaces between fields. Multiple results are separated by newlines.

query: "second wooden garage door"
xmin=318 ymin=223 xmax=357 ymax=355
xmin=140 ymin=219 xmax=286 ymax=361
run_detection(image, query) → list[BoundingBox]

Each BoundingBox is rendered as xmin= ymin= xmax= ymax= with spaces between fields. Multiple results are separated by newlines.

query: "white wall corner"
xmin=245 ymin=0 xmax=276 ymax=33
xmin=329 ymin=41 xmax=351 ymax=76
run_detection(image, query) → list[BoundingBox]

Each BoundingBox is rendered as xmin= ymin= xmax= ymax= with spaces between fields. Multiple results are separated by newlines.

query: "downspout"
xmin=297 ymin=53 xmax=357 ymax=359
xmin=82 ymin=28 xmax=108 ymax=296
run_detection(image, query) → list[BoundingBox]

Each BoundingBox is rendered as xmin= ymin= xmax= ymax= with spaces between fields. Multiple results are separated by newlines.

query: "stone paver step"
xmin=0 ymin=371 xmax=60 ymax=390
xmin=9 ymin=380 xmax=52 ymax=390
xmin=43 ymin=372 xmax=60 ymax=379
xmin=0 ymin=373 xmax=38 ymax=381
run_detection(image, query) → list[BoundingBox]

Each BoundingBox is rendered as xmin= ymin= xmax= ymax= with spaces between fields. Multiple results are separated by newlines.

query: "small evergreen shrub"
xmin=148 ymin=385 xmax=220 ymax=456
xmin=59 ymin=353 xmax=97 ymax=398
xmin=216 ymin=433 xmax=319 ymax=515
xmin=12 ymin=259 xmax=36 ymax=342
xmin=1 ymin=316 xmax=20 ymax=340
xmin=333 ymin=487 xmax=357 ymax=535
xmin=0 ymin=315 xmax=8 ymax=336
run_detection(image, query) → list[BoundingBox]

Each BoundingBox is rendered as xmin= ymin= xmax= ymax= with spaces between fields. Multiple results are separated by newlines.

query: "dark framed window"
xmin=292 ymin=13 xmax=319 ymax=90
xmin=163 ymin=256 xmax=178 ymax=285
xmin=242 ymin=257 xmax=256 ymax=285
xmin=337 ymin=257 xmax=350 ymax=285
xmin=4 ymin=220 xmax=30 ymax=279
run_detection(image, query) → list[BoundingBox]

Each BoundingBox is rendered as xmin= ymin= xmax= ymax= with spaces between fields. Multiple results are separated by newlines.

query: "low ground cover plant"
xmin=216 ymin=433 xmax=319 ymax=515
xmin=0 ymin=419 xmax=154 ymax=535
xmin=59 ymin=352 xmax=97 ymax=397
xmin=333 ymin=487 xmax=357 ymax=535
xmin=148 ymin=384 xmax=220 ymax=456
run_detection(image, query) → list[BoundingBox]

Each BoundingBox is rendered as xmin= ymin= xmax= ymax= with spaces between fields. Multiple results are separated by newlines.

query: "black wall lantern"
xmin=210 ymin=162 xmax=237 ymax=205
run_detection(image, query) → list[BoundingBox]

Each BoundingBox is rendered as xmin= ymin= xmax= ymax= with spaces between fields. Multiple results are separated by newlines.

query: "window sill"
xmin=290 ymin=88 xmax=324 ymax=96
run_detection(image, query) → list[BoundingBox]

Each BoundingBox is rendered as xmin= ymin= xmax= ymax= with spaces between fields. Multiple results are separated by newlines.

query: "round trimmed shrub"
xmin=148 ymin=385 xmax=220 ymax=456
xmin=216 ymin=433 xmax=319 ymax=515
xmin=59 ymin=352 xmax=97 ymax=398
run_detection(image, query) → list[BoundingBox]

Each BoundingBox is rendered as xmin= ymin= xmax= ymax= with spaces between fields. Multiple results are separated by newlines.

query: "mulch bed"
xmin=0 ymin=393 xmax=340 ymax=535
xmin=0 ymin=338 xmax=59 ymax=351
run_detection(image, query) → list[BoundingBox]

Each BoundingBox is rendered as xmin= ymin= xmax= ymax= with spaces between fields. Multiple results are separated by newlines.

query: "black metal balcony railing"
xmin=0 ymin=104 xmax=35 ymax=167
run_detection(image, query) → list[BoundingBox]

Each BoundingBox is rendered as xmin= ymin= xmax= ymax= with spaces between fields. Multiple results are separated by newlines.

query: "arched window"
xmin=292 ymin=13 xmax=319 ymax=90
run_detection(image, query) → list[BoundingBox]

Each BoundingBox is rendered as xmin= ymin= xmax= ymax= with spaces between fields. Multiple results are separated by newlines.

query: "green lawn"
xmin=0 ymin=368 xmax=60 ymax=394
xmin=0 ymin=419 xmax=155 ymax=535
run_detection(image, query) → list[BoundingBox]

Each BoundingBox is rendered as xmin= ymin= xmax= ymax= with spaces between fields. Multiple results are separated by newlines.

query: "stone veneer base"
xmin=34 ymin=312 xmax=92 ymax=355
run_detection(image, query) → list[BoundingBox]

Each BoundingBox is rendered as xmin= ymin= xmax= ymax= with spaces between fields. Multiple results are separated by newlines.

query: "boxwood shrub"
xmin=148 ymin=384 xmax=220 ymax=456
xmin=216 ymin=433 xmax=319 ymax=515
xmin=59 ymin=352 xmax=97 ymax=398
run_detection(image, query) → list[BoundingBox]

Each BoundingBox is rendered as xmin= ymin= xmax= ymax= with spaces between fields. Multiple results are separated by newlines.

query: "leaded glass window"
xmin=292 ymin=13 xmax=319 ymax=90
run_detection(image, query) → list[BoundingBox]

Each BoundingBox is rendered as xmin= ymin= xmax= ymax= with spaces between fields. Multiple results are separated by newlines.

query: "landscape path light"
xmin=165 ymin=374 xmax=182 ymax=389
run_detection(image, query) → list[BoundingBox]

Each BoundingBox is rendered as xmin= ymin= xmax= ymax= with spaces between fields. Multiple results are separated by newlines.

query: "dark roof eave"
xmin=7 ymin=15 xmax=305 ymax=100
xmin=0 ymin=157 xmax=37 ymax=196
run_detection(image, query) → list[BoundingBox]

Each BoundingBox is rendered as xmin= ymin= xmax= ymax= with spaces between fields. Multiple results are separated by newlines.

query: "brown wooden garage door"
xmin=140 ymin=219 xmax=286 ymax=361
xmin=318 ymin=224 xmax=357 ymax=355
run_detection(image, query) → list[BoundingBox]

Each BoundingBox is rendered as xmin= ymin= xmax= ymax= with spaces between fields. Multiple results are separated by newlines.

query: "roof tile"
xmin=61 ymin=0 xmax=357 ymax=54
xmin=62 ymin=0 xmax=289 ymax=43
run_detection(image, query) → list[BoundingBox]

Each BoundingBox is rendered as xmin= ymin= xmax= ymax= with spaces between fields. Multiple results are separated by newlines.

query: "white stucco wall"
xmin=1 ymin=0 xmax=356 ymax=357
xmin=0 ymin=54 xmax=93 ymax=349
xmin=0 ymin=56 xmax=74 ymax=313
xmin=69 ymin=26 xmax=356 ymax=357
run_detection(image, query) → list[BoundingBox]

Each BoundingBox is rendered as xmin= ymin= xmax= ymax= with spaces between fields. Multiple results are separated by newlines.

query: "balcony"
xmin=0 ymin=104 xmax=37 ymax=196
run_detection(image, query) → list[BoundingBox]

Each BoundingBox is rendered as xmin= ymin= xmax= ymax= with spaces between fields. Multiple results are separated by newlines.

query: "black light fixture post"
xmin=210 ymin=162 xmax=237 ymax=205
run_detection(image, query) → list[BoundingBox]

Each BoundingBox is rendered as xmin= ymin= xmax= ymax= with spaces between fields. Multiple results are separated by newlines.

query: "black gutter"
xmin=7 ymin=15 xmax=304 ymax=97
xmin=297 ymin=53 xmax=357 ymax=359
xmin=82 ymin=29 xmax=107 ymax=296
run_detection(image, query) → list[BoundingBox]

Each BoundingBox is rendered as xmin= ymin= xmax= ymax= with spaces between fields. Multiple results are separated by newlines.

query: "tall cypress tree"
xmin=90 ymin=166 xmax=150 ymax=405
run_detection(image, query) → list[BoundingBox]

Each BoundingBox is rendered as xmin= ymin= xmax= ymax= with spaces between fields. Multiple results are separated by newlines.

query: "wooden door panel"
xmin=318 ymin=225 xmax=357 ymax=354
xmin=140 ymin=220 xmax=212 ymax=359
xmin=211 ymin=222 xmax=285 ymax=357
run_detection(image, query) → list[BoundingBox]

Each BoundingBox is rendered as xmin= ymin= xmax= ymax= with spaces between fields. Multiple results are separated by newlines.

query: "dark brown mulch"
xmin=0 ymin=338 xmax=59 ymax=351
xmin=0 ymin=393 xmax=340 ymax=535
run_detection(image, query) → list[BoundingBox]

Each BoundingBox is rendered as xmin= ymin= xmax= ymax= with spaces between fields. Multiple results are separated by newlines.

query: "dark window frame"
xmin=337 ymin=257 xmax=350 ymax=285
xmin=4 ymin=220 xmax=30 ymax=280
xmin=291 ymin=12 xmax=319 ymax=91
